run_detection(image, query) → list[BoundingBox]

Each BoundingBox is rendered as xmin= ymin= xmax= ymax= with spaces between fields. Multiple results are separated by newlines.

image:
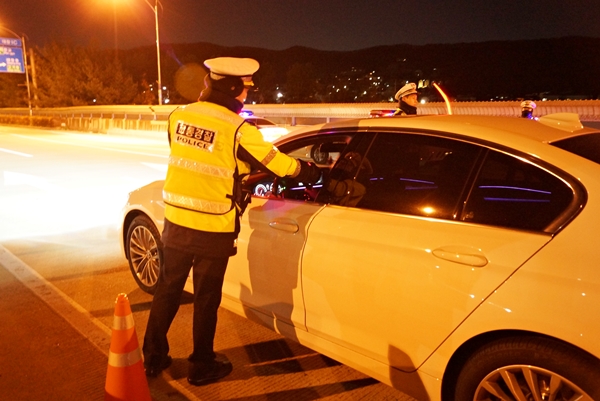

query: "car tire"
xmin=453 ymin=336 xmax=600 ymax=401
xmin=126 ymin=215 xmax=162 ymax=294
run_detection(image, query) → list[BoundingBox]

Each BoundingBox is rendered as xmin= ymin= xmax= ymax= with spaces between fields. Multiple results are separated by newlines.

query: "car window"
xmin=319 ymin=132 xmax=482 ymax=219
xmin=315 ymin=133 xmax=374 ymax=206
xmin=247 ymin=133 xmax=354 ymax=201
xmin=462 ymin=150 xmax=574 ymax=231
xmin=551 ymin=132 xmax=600 ymax=165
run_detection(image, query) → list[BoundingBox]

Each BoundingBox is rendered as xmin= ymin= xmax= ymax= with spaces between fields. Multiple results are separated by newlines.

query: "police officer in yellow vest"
xmin=143 ymin=57 xmax=321 ymax=385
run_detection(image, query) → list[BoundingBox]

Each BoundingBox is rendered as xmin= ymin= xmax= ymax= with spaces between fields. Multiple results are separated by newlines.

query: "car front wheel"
xmin=126 ymin=215 xmax=162 ymax=294
xmin=453 ymin=336 xmax=600 ymax=401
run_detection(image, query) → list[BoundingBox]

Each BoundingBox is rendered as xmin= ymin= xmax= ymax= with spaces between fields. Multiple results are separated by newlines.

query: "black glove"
xmin=293 ymin=159 xmax=321 ymax=185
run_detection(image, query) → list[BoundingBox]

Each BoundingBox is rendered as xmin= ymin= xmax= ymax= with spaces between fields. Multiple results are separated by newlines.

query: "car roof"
xmin=277 ymin=114 xmax=598 ymax=148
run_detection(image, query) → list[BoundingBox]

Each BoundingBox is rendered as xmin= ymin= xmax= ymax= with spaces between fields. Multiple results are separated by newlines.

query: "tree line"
xmin=2 ymin=36 xmax=599 ymax=108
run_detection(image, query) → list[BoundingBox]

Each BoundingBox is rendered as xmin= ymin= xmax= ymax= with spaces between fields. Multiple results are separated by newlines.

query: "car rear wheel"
xmin=126 ymin=215 xmax=162 ymax=294
xmin=453 ymin=336 xmax=600 ymax=401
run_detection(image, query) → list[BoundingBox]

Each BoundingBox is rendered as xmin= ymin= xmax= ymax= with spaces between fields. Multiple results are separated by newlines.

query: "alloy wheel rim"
xmin=475 ymin=364 xmax=593 ymax=401
xmin=129 ymin=226 xmax=160 ymax=287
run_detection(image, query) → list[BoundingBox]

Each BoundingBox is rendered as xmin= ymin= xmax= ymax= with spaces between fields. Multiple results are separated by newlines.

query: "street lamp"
xmin=0 ymin=26 xmax=32 ymax=116
xmin=143 ymin=0 xmax=163 ymax=105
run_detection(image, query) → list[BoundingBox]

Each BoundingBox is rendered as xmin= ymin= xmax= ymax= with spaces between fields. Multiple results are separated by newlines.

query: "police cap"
xmin=394 ymin=82 xmax=418 ymax=101
xmin=204 ymin=57 xmax=259 ymax=77
xmin=520 ymin=100 xmax=537 ymax=110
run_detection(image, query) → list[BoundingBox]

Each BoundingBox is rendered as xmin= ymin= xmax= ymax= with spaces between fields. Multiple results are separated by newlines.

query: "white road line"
xmin=4 ymin=171 xmax=62 ymax=190
xmin=0 ymin=244 xmax=112 ymax=351
xmin=141 ymin=162 xmax=168 ymax=173
xmin=0 ymin=244 xmax=200 ymax=400
xmin=12 ymin=134 xmax=168 ymax=158
xmin=0 ymin=148 xmax=32 ymax=157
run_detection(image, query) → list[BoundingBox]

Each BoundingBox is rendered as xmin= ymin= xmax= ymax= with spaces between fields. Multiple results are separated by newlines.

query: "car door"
xmin=222 ymin=133 xmax=353 ymax=336
xmin=301 ymin=131 xmax=574 ymax=371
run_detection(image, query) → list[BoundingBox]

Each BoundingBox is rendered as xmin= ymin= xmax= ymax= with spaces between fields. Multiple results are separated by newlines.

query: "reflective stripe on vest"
xmin=169 ymin=155 xmax=234 ymax=179
xmin=261 ymin=148 xmax=278 ymax=166
xmin=163 ymin=190 xmax=232 ymax=214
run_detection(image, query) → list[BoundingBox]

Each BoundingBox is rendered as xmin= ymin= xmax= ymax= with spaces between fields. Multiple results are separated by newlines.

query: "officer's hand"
xmin=294 ymin=159 xmax=321 ymax=185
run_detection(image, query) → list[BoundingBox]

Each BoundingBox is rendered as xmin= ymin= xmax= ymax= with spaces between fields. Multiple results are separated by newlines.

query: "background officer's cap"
xmin=394 ymin=82 xmax=418 ymax=101
xmin=520 ymin=100 xmax=537 ymax=110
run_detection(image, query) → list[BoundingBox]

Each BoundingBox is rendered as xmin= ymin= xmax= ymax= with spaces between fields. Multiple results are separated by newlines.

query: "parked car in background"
xmin=369 ymin=108 xmax=396 ymax=117
xmin=121 ymin=113 xmax=600 ymax=400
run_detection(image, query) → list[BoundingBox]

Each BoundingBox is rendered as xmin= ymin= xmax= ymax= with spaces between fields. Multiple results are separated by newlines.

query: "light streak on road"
xmin=0 ymin=148 xmax=32 ymax=157
xmin=0 ymin=129 xmax=169 ymax=241
xmin=141 ymin=162 xmax=168 ymax=173
xmin=4 ymin=171 xmax=62 ymax=190
xmin=12 ymin=133 xmax=169 ymax=158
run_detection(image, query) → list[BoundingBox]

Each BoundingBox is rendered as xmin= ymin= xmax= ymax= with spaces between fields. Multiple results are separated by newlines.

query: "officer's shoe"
xmin=144 ymin=355 xmax=172 ymax=377
xmin=187 ymin=357 xmax=233 ymax=386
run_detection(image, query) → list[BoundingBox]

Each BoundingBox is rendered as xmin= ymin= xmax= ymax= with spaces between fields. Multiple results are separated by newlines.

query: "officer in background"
xmin=520 ymin=100 xmax=537 ymax=119
xmin=393 ymin=82 xmax=419 ymax=116
xmin=143 ymin=57 xmax=321 ymax=385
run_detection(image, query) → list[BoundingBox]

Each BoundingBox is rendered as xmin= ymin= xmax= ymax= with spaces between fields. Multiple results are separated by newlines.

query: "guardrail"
xmin=1 ymin=100 xmax=599 ymax=133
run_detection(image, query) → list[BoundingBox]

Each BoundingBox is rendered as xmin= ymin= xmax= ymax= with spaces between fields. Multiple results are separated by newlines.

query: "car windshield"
xmin=551 ymin=132 xmax=600 ymax=165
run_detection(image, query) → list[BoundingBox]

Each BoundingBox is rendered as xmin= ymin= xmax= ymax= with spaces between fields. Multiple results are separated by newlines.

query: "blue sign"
xmin=0 ymin=36 xmax=25 ymax=74
xmin=0 ymin=37 xmax=21 ymax=47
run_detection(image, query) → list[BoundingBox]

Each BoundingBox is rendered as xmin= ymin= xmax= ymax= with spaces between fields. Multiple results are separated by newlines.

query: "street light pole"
xmin=144 ymin=0 xmax=162 ymax=105
xmin=21 ymin=35 xmax=32 ymax=117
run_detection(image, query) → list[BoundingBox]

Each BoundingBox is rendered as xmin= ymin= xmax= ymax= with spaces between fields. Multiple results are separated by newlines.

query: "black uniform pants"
xmin=142 ymin=246 xmax=229 ymax=366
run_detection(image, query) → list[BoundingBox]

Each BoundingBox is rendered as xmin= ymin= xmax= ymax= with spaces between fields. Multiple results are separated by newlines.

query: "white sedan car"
xmin=121 ymin=113 xmax=600 ymax=400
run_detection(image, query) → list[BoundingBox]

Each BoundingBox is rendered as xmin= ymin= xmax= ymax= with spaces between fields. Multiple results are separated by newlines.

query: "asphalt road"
xmin=0 ymin=125 xmax=413 ymax=400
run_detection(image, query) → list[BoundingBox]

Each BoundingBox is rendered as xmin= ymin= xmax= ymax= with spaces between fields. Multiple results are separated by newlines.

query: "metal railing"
xmin=1 ymin=100 xmax=599 ymax=133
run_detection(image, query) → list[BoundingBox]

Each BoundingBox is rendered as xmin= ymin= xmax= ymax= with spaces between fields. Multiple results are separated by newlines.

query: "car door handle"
xmin=432 ymin=246 xmax=488 ymax=267
xmin=269 ymin=218 xmax=299 ymax=233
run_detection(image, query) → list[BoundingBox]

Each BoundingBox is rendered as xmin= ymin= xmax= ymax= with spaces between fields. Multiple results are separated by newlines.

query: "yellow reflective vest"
xmin=163 ymin=101 xmax=300 ymax=234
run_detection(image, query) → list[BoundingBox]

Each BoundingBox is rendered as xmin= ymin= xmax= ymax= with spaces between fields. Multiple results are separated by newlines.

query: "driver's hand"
xmin=292 ymin=159 xmax=321 ymax=185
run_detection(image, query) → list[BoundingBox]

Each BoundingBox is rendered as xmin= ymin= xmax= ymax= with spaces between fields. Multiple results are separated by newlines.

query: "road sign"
xmin=0 ymin=36 xmax=25 ymax=74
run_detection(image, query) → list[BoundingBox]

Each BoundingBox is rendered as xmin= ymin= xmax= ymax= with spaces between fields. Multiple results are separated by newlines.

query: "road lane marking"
xmin=0 ymin=148 xmax=32 ymax=157
xmin=0 ymin=244 xmax=112 ymax=351
xmin=11 ymin=134 xmax=168 ymax=158
xmin=4 ymin=171 xmax=62 ymax=190
xmin=141 ymin=162 xmax=168 ymax=172
xmin=0 ymin=244 xmax=200 ymax=400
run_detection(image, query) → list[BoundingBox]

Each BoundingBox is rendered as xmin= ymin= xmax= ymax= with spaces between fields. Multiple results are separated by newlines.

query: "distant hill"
xmin=120 ymin=36 xmax=600 ymax=102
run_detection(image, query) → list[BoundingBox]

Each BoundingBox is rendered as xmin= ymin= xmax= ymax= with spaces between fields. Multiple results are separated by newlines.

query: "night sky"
xmin=1 ymin=0 xmax=599 ymax=51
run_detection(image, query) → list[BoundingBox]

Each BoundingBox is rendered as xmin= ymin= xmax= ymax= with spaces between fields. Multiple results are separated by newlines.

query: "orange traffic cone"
xmin=105 ymin=293 xmax=152 ymax=401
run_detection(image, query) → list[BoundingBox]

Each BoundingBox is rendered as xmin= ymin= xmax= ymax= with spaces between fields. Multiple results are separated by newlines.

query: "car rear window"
xmin=551 ymin=132 xmax=600 ymax=164
xmin=464 ymin=150 xmax=574 ymax=231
